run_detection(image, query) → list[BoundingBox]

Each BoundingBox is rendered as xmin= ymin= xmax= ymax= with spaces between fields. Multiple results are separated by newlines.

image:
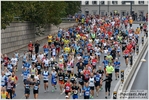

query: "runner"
xmin=106 ymin=63 xmax=114 ymax=78
xmin=1 ymin=71 xmax=7 ymax=88
xmin=42 ymin=67 xmax=50 ymax=92
xmin=62 ymin=79 xmax=72 ymax=99
xmin=33 ymin=79 xmax=39 ymax=99
xmin=22 ymin=67 xmax=30 ymax=85
xmin=50 ymin=67 xmax=57 ymax=92
xmin=6 ymin=76 xmax=14 ymax=99
xmin=89 ymin=73 xmax=95 ymax=98
xmin=83 ymin=66 xmax=90 ymax=83
xmin=47 ymin=34 xmax=53 ymax=46
xmin=71 ymin=81 xmax=79 ymax=99
xmin=11 ymin=54 xmax=18 ymax=72
xmin=103 ymin=74 xmax=112 ymax=99
xmin=10 ymin=71 xmax=18 ymax=98
xmin=24 ymin=77 xmax=31 ymax=99
xmin=28 ymin=41 xmax=34 ymax=60
xmin=34 ymin=40 xmax=40 ymax=54
xmin=1 ymin=87 xmax=9 ymax=99
xmin=114 ymin=58 xmax=120 ymax=80
xmin=82 ymin=82 xmax=90 ymax=99
xmin=94 ymin=71 xmax=102 ymax=97
xmin=58 ymin=69 xmax=64 ymax=93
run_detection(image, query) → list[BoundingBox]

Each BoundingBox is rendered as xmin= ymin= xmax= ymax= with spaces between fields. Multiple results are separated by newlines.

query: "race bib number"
xmin=53 ymin=78 xmax=56 ymax=83
xmin=66 ymin=86 xmax=70 ymax=91
xmin=96 ymin=77 xmax=100 ymax=81
xmin=85 ymin=91 xmax=89 ymax=96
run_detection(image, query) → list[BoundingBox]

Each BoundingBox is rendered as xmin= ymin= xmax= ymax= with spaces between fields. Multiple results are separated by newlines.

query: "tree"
xmin=1 ymin=1 xmax=81 ymax=31
xmin=65 ymin=1 xmax=81 ymax=16
xmin=1 ymin=1 xmax=19 ymax=29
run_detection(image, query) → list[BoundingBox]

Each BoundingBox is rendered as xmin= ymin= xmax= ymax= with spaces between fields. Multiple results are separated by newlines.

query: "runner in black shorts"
xmin=64 ymin=71 xmax=70 ymax=83
xmin=33 ymin=80 xmax=39 ymax=99
xmin=78 ymin=71 xmax=84 ymax=97
xmin=24 ymin=78 xmax=31 ymax=99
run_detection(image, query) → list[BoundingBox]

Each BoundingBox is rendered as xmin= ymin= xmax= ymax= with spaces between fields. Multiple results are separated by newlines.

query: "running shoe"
xmin=52 ymin=90 xmax=54 ymax=92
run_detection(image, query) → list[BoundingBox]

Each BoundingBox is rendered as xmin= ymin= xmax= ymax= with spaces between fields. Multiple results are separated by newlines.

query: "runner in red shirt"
xmin=91 ymin=57 xmax=97 ymax=70
xmin=123 ymin=48 xmax=130 ymax=67
xmin=3 ymin=54 xmax=10 ymax=67
xmin=11 ymin=71 xmax=18 ymax=98
xmin=63 ymin=79 xmax=72 ymax=99
xmin=126 ymin=42 xmax=133 ymax=53
xmin=28 ymin=41 xmax=34 ymax=60
xmin=87 ymin=43 xmax=93 ymax=52
xmin=83 ymin=66 xmax=90 ymax=83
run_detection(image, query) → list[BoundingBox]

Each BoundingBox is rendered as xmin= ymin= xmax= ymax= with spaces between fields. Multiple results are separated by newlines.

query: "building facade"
xmin=81 ymin=1 xmax=148 ymax=16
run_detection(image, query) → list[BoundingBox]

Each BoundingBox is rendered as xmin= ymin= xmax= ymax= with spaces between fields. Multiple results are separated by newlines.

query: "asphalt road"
xmin=11 ymin=24 xmax=145 ymax=99
xmin=130 ymin=52 xmax=148 ymax=99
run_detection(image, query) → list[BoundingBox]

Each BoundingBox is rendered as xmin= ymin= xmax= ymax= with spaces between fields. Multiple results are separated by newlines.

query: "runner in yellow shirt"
xmin=1 ymin=87 xmax=8 ymax=99
xmin=47 ymin=34 xmax=53 ymax=46
xmin=63 ymin=39 xmax=70 ymax=46
xmin=76 ymin=33 xmax=81 ymax=41
xmin=129 ymin=17 xmax=133 ymax=28
xmin=135 ymin=27 xmax=140 ymax=34
xmin=64 ymin=45 xmax=71 ymax=54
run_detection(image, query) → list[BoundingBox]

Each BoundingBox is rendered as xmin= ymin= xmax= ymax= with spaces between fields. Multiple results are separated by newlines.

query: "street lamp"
xmin=99 ymin=1 xmax=101 ymax=15
xmin=108 ymin=1 xmax=110 ymax=15
xmin=130 ymin=1 xmax=132 ymax=15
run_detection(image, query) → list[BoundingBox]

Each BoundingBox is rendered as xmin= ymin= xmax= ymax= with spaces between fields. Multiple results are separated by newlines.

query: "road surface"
xmin=130 ymin=52 xmax=148 ymax=99
xmin=10 ymin=24 xmax=145 ymax=99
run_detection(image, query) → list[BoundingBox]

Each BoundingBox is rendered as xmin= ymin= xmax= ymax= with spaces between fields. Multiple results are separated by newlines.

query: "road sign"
xmin=113 ymin=91 xmax=117 ymax=99
xmin=121 ymin=70 xmax=124 ymax=83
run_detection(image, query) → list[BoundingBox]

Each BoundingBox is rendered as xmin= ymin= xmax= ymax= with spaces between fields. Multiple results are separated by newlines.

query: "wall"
xmin=81 ymin=5 xmax=148 ymax=16
xmin=1 ymin=22 xmax=76 ymax=54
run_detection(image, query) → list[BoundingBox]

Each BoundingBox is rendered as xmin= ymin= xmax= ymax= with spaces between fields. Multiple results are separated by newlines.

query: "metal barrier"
xmin=117 ymin=35 xmax=148 ymax=99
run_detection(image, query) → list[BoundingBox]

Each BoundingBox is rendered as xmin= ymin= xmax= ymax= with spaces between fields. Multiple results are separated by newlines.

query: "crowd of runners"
xmin=1 ymin=14 xmax=148 ymax=99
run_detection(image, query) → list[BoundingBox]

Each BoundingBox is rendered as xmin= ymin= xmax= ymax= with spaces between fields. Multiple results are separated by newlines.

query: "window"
xmin=92 ymin=10 xmax=97 ymax=15
xmin=112 ymin=1 xmax=118 ymax=4
xmin=138 ymin=1 xmax=144 ymax=4
xmin=121 ymin=11 xmax=126 ymax=16
xmin=101 ymin=11 xmax=104 ymax=16
xmin=100 ymin=1 xmax=105 ymax=5
xmin=121 ymin=1 xmax=125 ymax=4
xmin=85 ymin=11 xmax=89 ymax=15
xmin=85 ymin=1 xmax=89 ymax=5
xmin=122 ymin=1 xmax=134 ymax=4
xmin=92 ymin=1 xmax=97 ymax=5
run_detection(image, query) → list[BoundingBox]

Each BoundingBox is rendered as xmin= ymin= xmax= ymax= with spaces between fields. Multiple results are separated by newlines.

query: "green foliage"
xmin=1 ymin=1 xmax=81 ymax=30
xmin=65 ymin=1 xmax=81 ymax=15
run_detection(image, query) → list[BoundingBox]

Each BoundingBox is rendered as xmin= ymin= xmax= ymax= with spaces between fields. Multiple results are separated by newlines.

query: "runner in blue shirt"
xmin=83 ymin=82 xmax=91 ymax=99
xmin=22 ymin=61 xmax=31 ymax=74
xmin=1 ymin=71 xmax=7 ymax=87
xmin=7 ymin=61 xmax=13 ymax=73
xmin=44 ymin=48 xmax=49 ymax=57
xmin=83 ymin=54 xmax=90 ymax=65
xmin=50 ymin=68 xmax=57 ymax=93
xmin=94 ymin=71 xmax=101 ymax=97
xmin=114 ymin=58 xmax=120 ymax=80
xmin=21 ymin=67 xmax=29 ymax=84
xmin=102 ymin=58 xmax=109 ymax=74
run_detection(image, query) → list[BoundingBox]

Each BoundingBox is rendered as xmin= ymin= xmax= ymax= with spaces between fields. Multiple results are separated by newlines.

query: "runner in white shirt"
xmin=31 ymin=52 xmax=37 ymax=64
xmin=42 ymin=57 xmax=50 ymax=69
xmin=95 ymin=38 xmax=99 ymax=45
xmin=11 ymin=54 xmax=18 ymax=72
xmin=38 ymin=52 xmax=44 ymax=61
xmin=89 ymin=73 xmax=95 ymax=98
xmin=76 ymin=54 xmax=82 ymax=62
xmin=95 ymin=46 xmax=102 ymax=63
xmin=51 ymin=47 xmax=56 ymax=57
